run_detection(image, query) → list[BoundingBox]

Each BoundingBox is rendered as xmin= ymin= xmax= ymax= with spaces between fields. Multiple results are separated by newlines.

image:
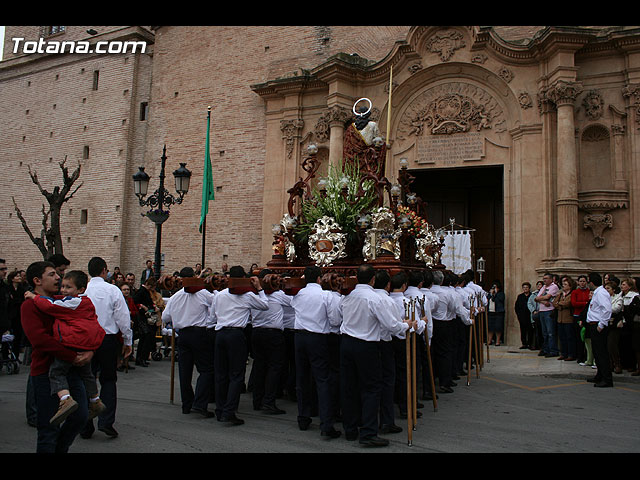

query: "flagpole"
xmin=201 ymin=106 xmax=211 ymax=268
xmin=385 ymin=64 xmax=392 ymax=180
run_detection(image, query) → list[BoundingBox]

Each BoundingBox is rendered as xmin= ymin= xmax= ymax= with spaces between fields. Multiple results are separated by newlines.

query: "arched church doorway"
xmin=411 ymin=165 xmax=504 ymax=291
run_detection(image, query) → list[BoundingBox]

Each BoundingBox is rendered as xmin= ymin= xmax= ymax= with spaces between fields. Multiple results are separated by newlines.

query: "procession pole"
xmin=420 ymin=297 xmax=437 ymax=412
xmin=404 ymin=299 xmax=413 ymax=446
xmin=467 ymin=296 xmax=473 ymax=386
xmin=411 ymin=299 xmax=417 ymax=431
xmin=170 ymin=329 xmax=176 ymax=404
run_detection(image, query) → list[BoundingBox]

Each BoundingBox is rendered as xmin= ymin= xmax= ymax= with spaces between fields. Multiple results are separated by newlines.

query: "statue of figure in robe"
xmin=343 ymin=100 xmax=387 ymax=177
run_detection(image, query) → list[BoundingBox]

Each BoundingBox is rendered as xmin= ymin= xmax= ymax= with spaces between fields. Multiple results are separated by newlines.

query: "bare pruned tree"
xmin=11 ymin=156 xmax=83 ymax=259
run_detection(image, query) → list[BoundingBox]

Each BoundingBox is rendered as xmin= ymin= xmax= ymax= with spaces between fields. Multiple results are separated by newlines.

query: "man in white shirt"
xmin=452 ymin=274 xmax=474 ymax=380
xmin=249 ymin=269 xmax=292 ymax=415
xmin=429 ymin=270 xmax=465 ymax=393
xmin=586 ymin=272 xmax=614 ymax=387
xmin=162 ymin=267 xmax=215 ymax=417
xmin=373 ymin=270 xmax=405 ymax=435
xmin=81 ymin=257 xmax=133 ymax=439
xmin=291 ymin=266 xmax=341 ymax=439
xmin=338 ymin=264 xmax=413 ymax=447
xmin=210 ymin=266 xmax=269 ymax=425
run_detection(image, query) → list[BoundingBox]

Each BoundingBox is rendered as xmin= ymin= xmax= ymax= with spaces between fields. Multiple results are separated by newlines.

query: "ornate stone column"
xmin=327 ymin=105 xmax=350 ymax=168
xmin=547 ymin=80 xmax=583 ymax=263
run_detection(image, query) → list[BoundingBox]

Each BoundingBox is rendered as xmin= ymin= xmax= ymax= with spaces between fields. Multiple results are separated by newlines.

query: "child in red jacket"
xmin=26 ymin=270 xmax=106 ymax=426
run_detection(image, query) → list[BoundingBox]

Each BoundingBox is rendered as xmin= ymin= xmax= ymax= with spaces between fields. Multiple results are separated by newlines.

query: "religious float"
xmin=266 ymin=96 xmax=447 ymax=288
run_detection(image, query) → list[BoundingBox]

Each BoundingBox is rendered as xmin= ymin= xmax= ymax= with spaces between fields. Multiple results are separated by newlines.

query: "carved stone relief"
xmin=546 ymin=80 xmax=583 ymax=107
xmin=314 ymin=105 xmax=350 ymax=143
xmin=471 ymin=53 xmax=488 ymax=64
xmin=281 ymin=119 xmax=304 ymax=159
xmin=582 ymin=90 xmax=604 ymax=120
xmin=408 ymin=62 xmax=423 ymax=75
xmin=518 ymin=92 xmax=532 ymax=109
xmin=583 ymin=213 xmax=613 ymax=248
xmin=397 ymin=82 xmax=506 ymax=141
xmin=622 ymin=83 xmax=640 ymax=128
xmin=498 ymin=66 xmax=514 ymax=83
xmin=425 ymin=30 xmax=466 ymax=62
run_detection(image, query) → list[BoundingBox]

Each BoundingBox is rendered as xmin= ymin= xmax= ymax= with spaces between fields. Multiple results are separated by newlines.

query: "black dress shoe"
xmin=321 ymin=428 xmax=341 ymax=439
xmin=98 ymin=425 xmax=119 ymax=437
xmin=449 ymin=381 xmax=457 ymax=387
xmin=452 ymin=375 xmax=460 ymax=380
xmin=359 ymin=435 xmax=389 ymax=447
xmin=220 ymin=415 xmax=244 ymax=426
xmin=439 ymin=386 xmax=454 ymax=394
xmin=345 ymin=431 xmax=358 ymax=441
xmin=594 ymin=382 xmax=613 ymax=388
xmin=261 ymin=405 xmax=286 ymax=415
xmin=298 ymin=417 xmax=312 ymax=431
xmin=191 ymin=408 xmax=216 ymax=418
xmin=380 ymin=424 xmax=402 ymax=434
xmin=416 ymin=402 xmax=424 ymax=409
xmin=586 ymin=377 xmax=598 ymax=383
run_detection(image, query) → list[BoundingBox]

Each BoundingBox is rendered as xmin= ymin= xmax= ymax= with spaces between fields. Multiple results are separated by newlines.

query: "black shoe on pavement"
xmin=261 ymin=404 xmax=286 ymax=415
xmin=594 ymin=382 xmax=613 ymax=388
xmin=380 ymin=424 xmax=402 ymax=434
xmin=298 ymin=417 xmax=312 ymax=431
xmin=439 ymin=386 xmax=454 ymax=394
xmin=191 ymin=408 xmax=216 ymax=418
xmin=359 ymin=435 xmax=389 ymax=447
xmin=98 ymin=425 xmax=119 ymax=437
xmin=220 ymin=415 xmax=244 ymax=426
xmin=321 ymin=428 xmax=342 ymax=440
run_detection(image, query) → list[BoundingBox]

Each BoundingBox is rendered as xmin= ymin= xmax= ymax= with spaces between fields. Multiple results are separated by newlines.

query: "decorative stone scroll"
xmin=582 ymin=90 xmax=604 ymax=120
xmin=398 ymin=82 xmax=506 ymax=141
xmin=583 ymin=213 xmax=613 ymax=248
xmin=425 ymin=30 xmax=466 ymax=62
xmin=281 ymin=119 xmax=304 ymax=158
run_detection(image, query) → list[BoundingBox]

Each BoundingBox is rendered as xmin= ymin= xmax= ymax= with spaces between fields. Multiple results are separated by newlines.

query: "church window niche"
xmin=579 ymin=124 xmax=612 ymax=192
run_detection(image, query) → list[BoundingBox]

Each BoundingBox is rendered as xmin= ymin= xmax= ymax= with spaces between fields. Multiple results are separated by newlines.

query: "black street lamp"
xmin=133 ymin=145 xmax=191 ymax=279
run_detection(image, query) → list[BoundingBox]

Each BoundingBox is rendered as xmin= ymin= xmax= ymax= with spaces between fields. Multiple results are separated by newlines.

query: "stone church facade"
xmin=2 ymin=26 xmax=640 ymax=341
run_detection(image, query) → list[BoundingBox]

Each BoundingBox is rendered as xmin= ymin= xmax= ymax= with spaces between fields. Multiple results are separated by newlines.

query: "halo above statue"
xmin=352 ymin=98 xmax=372 ymax=117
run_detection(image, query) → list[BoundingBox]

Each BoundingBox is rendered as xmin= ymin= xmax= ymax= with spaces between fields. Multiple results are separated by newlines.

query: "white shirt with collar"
xmin=250 ymin=289 xmax=292 ymax=330
xmin=391 ymin=290 xmax=428 ymax=342
xmin=453 ymin=286 xmax=473 ymax=325
xmin=85 ymin=276 xmax=133 ymax=346
xmin=291 ymin=282 xmax=335 ymax=334
xmin=586 ymin=285 xmax=612 ymax=330
xmin=428 ymin=284 xmax=454 ymax=321
xmin=403 ymin=286 xmax=430 ymax=338
xmin=339 ymin=284 xmax=408 ymax=342
xmin=210 ymin=288 xmax=269 ymax=330
xmin=162 ymin=288 xmax=214 ymax=331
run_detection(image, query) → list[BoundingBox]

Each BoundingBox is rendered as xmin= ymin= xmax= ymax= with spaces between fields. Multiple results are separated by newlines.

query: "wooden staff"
xmin=467 ymin=295 xmax=474 ymax=386
xmin=170 ymin=328 xmax=176 ymax=404
xmin=404 ymin=299 xmax=413 ymax=446
xmin=419 ymin=296 xmax=437 ymax=412
xmin=484 ymin=293 xmax=490 ymax=363
xmin=473 ymin=318 xmax=480 ymax=379
xmin=474 ymin=292 xmax=484 ymax=371
xmin=411 ymin=322 xmax=417 ymax=432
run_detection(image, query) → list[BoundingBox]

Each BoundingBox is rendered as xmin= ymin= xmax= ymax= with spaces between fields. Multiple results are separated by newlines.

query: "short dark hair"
xmin=229 ymin=265 xmax=246 ymax=278
xmin=356 ymin=264 xmax=376 ymax=284
xmin=179 ymin=267 xmax=195 ymax=278
xmin=304 ymin=266 xmax=322 ymax=284
xmin=522 ymin=282 xmax=531 ymax=288
xmin=408 ymin=271 xmax=423 ymax=287
xmin=390 ymin=272 xmax=407 ymax=291
xmin=588 ymin=272 xmax=602 ymax=286
xmin=422 ymin=270 xmax=434 ymax=288
xmin=0 ymin=258 xmax=6 ymax=264
xmin=88 ymin=257 xmax=107 ymax=277
xmin=26 ymin=261 xmax=55 ymax=288
xmin=373 ymin=269 xmax=390 ymax=290
xmin=258 ymin=268 xmax=272 ymax=279
xmin=64 ymin=270 xmax=88 ymax=290
xmin=47 ymin=253 xmax=70 ymax=267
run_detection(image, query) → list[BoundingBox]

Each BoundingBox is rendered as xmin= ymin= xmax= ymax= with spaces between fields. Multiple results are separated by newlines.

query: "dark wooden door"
xmin=410 ymin=166 xmax=503 ymax=290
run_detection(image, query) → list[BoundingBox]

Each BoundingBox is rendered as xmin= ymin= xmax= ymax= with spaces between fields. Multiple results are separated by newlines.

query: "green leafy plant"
xmin=295 ymin=160 xmax=377 ymax=244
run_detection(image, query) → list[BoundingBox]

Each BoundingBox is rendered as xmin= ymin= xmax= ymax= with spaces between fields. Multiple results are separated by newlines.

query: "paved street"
xmin=1 ymin=346 xmax=639 ymax=453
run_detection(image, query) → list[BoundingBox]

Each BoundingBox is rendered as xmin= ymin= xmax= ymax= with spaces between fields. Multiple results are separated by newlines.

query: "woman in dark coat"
xmin=487 ymin=281 xmax=506 ymax=346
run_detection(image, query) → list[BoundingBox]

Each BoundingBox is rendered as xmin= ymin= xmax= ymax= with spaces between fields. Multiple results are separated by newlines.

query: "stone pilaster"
xmin=326 ymin=105 xmax=351 ymax=168
xmin=547 ymin=80 xmax=583 ymax=264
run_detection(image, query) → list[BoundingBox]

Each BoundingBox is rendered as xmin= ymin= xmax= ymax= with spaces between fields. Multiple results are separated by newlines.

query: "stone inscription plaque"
xmin=416 ymin=133 xmax=484 ymax=165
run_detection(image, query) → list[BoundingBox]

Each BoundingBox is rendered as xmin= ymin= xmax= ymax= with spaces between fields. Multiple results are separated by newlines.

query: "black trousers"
xmin=452 ymin=317 xmax=467 ymax=377
xmin=81 ymin=334 xmax=119 ymax=435
xmin=294 ymin=330 xmax=335 ymax=433
xmin=251 ymin=328 xmax=285 ymax=409
xmin=279 ymin=328 xmax=297 ymax=400
xmin=327 ymin=333 xmax=341 ymax=418
xmin=589 ymin=323 xmax=613 ymax=385
xmin=379 ymin=339 xmax=395 ymax=427
xmin=214 ymin=328 xmax=247 ymax=419
xmin=177 ymin=326 xmax=215 ymax=413
xmin=432 ymin=319 xmax=454 ymax=388
xmin=340 ymin=334 xmax=381 ymax=440
xmin=517 ymin=314 xmax=534 ymax=347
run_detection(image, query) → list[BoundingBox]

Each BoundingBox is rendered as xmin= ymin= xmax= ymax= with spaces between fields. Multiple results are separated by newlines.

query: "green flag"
xmin=199 ymin=109 xmax=215 ymax=233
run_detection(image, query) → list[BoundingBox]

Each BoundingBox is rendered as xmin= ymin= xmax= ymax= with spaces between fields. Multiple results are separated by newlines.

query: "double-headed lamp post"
xmin=133 ymin=145 xmax=191 ymax=279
